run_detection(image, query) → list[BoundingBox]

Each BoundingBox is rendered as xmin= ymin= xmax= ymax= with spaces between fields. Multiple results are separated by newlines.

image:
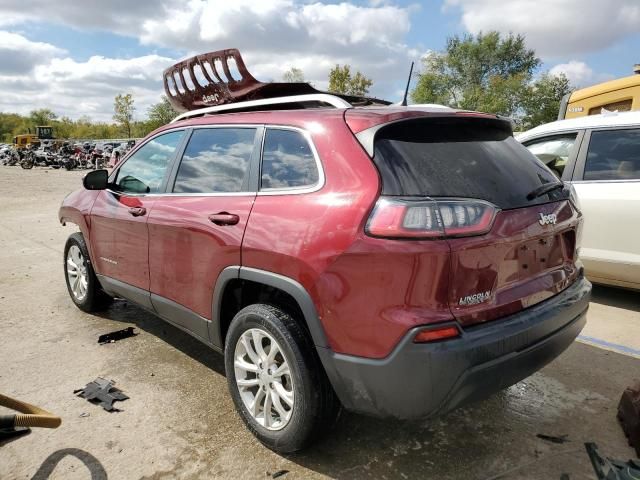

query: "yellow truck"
xmin=12 ymin=126 xmax=53 ymax=149
xmin=13 ymin=134 xmax=40 ymax=150
xmin=559 ymin=65 xmax=640 ymax=119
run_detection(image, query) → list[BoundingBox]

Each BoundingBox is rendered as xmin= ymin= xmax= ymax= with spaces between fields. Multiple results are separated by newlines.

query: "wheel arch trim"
xmin=210 ymin=266 xmax=328 ymax=349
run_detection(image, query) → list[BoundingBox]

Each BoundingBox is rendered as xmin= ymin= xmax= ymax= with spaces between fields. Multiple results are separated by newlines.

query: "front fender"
xmin=59 ymin=188 xmax=101 ymax=260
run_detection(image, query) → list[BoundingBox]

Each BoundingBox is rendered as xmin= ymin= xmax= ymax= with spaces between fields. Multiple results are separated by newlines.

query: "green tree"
xmin=0 ymin=112 xmax=25 ymax=142
xmin=282 ymin=67 xmax=305 ymax=83
xmin=521 ymin=73 xmax=572 ymax=130
xmin=29 ymin=108 xmax=57 ymax=127
xmin=411 ymin=32 xmax=540 ymax=115
xmin=328 ymin=65 xmax=373 ymax=96
xmin=113 ymin=93 xmax=135 ymax=138
xmin=147 ymin=96 xmax=178 ymax=130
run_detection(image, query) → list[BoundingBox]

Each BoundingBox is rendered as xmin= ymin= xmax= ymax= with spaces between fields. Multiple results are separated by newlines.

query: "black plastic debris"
xmin=74 ymin=378 xmax=128 ymax=412
xmin=98 ymin=327 xmax=137 ymax=345
xmin=536 ymin=433 xmax=569 ymax=444
xmin=618 ymin=380 xmax=640 ymax=456
xmin=585 ymin=442 xmax=640 ymax=480
xmin=271 ymin=470 xmax=289 ymax=479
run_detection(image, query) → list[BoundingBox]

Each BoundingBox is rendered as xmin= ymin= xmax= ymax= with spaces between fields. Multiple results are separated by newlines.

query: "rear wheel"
xmin=64 ymin=233 xmax=112 ymax=312
xmin=224 ymin=304 xmax=339 ymax=453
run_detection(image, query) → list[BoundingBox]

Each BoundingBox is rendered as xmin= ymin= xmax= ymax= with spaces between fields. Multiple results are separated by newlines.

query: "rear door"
xmin=571 ymin=127 xmax=640 ymax=288
xmin=147 ymin=126 xmax=260 ymax=342
xmin=91 ymin=130 xmax=185 ymax=298
xmin=371 ymin=117 xmax=581 ymax=326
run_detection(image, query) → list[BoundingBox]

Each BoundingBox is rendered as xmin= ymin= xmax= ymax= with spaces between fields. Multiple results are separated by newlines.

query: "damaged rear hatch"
xmin=369 ymin=114 xmax=582 ymax=327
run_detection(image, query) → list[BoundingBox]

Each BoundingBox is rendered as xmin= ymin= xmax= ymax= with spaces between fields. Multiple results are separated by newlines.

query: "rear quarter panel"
xmin=241 ymin=118 xmax=452 ymax=358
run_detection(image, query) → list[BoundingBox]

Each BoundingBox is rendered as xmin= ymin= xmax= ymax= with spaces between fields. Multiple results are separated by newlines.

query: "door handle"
xmin=128 ymin=207 xmax=146 ymax=217
xmin=208 ymin=212 xmax=240 ymax=226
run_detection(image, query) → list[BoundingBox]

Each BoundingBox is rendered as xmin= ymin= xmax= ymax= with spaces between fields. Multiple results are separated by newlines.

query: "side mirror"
xmin=83 ymin=169 xmax=109 ymax=190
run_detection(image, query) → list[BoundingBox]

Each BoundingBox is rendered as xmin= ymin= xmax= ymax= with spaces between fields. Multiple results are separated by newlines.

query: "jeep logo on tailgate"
xmin=538 ymin=213 xmax=557 ymax=226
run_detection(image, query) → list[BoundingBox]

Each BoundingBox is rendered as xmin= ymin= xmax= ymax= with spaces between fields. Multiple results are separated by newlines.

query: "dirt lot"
xmin=1 ymin=167 xmax=639 ymax=479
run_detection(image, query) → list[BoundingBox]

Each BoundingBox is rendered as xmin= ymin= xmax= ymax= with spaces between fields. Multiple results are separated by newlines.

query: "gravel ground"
xmin=0 ymin=166 xmax=638 ymax=479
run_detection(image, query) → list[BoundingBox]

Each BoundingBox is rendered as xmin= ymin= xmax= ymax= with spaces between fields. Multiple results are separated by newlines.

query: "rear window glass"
xmin=261 ymin=129 xmax=319 ymax=189
xmin=373 ymin=118 xmax=563 ymax=209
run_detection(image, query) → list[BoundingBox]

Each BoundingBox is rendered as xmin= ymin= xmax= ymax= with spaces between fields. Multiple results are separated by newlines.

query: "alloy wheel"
xmin=66 ymin=244 xmax=88 ymax=301
xmin=233 ymin=328 xmax=295 ymax=430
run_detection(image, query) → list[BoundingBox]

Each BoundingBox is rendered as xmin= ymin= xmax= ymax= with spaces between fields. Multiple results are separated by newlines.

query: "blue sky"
xmin=1 ymin=0 xmax=639 ymax=120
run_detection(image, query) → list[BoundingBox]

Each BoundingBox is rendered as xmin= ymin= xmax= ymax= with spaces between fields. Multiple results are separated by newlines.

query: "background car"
xmin=518 ymin=110 xmax=640 ymax=290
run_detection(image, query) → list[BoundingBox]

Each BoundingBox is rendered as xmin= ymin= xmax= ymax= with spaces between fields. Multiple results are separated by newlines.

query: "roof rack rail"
xmin=163 ymin=48 xmax=391 ymax=122
xmin=171 ymin=94 xmax=352 ymax=123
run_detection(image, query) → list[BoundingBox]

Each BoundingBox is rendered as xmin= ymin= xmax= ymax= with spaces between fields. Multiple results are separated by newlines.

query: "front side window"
xmin=261 ymin=129 xmax=319 ymax=190
xmin=584 ymin=129 xmax=640 ymax=181
xmin=173 ymin=128 xmax=256 ymax=193
xmin=115 ymin=130 xmax=184 ymax=194
xmin=524 ymin=133 xmax=578 ymax=178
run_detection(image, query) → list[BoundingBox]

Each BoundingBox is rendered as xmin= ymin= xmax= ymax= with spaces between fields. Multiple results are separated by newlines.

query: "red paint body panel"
xmin=89 ymin=191 xmax=154 ymax=291
xmin=344 ymin=108 xmax=498 ymax=134
xmin=241 ymin=116 xmax=453 ymax=358
xmin=147 ymin=195 xmax=255 ymax=319
xmin=59 ymin=189 xmax=101 ymax=262
xmin=447 ymin=200 xmax=579 ymax=326
xmin=59 ymin=106 xmax=582 ymax=361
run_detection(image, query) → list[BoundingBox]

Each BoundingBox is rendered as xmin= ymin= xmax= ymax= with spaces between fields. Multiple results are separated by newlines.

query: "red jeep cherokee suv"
xmin=59 ymin=97 xmax=591 ymax=452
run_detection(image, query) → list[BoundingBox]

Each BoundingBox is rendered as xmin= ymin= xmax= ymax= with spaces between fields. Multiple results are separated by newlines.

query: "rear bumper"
xmin=317 ymin=274 xmax=591 ymax=419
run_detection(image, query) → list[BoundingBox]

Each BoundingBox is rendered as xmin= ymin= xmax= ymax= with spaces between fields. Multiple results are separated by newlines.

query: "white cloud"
xmin=0 ymin=44 xmax=174 ymax=121
xmin=444 ymin=0 xmax=640 ymax=58
xmin=137 ymin=0 xmax=413 ymax=96
xmin=0 ymin=1 xmax=417 ymax=112
xmin=549 ymin=61 xmax=594 ymax=86
xmin=0 ymin=0 xmax=163 ymax=33
xmin=0 ymin=31 xmax=66 ymax=74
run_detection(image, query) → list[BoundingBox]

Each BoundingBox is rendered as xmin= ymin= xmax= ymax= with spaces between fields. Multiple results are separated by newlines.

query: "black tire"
xmin=224 ymin=304 xmax=340 ymax=453
xmin=63 ymin=232 xmax=112 ymax=312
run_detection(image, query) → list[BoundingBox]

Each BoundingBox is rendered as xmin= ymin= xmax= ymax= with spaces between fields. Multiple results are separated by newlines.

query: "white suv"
xmin=518 ymin=111 xmax=640 ymax=290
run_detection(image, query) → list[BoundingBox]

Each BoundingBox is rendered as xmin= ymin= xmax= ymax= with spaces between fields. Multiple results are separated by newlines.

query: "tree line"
xmin=286 ymin=31 xmax=572 ymax=130
xmin=0 ymin=31 xmax=572 ymax=143
xmin=0 ymin=96 xmax=177 ymax=143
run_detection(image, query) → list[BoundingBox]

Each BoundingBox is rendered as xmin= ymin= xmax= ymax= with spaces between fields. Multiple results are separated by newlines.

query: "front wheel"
xmin=63 ymin=233 xmax=112 ymax=312
xmin=224 ymin=304 xmax=339 ymax=453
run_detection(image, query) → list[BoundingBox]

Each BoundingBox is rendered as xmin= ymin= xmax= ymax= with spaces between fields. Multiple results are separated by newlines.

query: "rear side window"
xmin=115 ymin=130 xmax=184 ymax=194
xmin=261 ymin=129 xmax=319 ymax=190
xmin=173 ymin=128 xmax=256 ymax=193
xmin=523 ymin=134 xmax=577 ymax=178
xmin=583 ymin=129 xmax=640 ymax=181
xmin=372 ymin=117 xmax=562 ymax=209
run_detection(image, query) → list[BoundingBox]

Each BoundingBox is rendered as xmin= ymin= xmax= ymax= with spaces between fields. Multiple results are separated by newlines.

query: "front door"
xmin=90 ymin=130 xmax=186 ymax=295
xmin=147 ymin=127 xmax=259 ymax=342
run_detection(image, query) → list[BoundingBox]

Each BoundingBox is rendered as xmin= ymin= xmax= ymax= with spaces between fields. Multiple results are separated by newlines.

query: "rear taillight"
xmin=366 ymin=197 xmax=498 ymax=239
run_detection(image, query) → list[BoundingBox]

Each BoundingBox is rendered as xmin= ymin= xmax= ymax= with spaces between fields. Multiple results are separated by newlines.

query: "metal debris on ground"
xmin=585 ymin=442 xmax=640 ymax=480
xmin=617 ymin=380 xmax=640 ymax=456
xmin=536 ymin=433 xmax=569 ymax=444
xmin=98 ymin=327 xmax=137 ymax=345
xmin=74 ymin=378 xmax=129 ymax=412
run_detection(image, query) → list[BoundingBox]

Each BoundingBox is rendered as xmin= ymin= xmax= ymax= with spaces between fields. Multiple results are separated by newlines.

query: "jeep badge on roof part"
xmin=538 ymin=213 xmax=557 ymax=226
xmin=162 ymin=48 xmax=391 ymax=113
